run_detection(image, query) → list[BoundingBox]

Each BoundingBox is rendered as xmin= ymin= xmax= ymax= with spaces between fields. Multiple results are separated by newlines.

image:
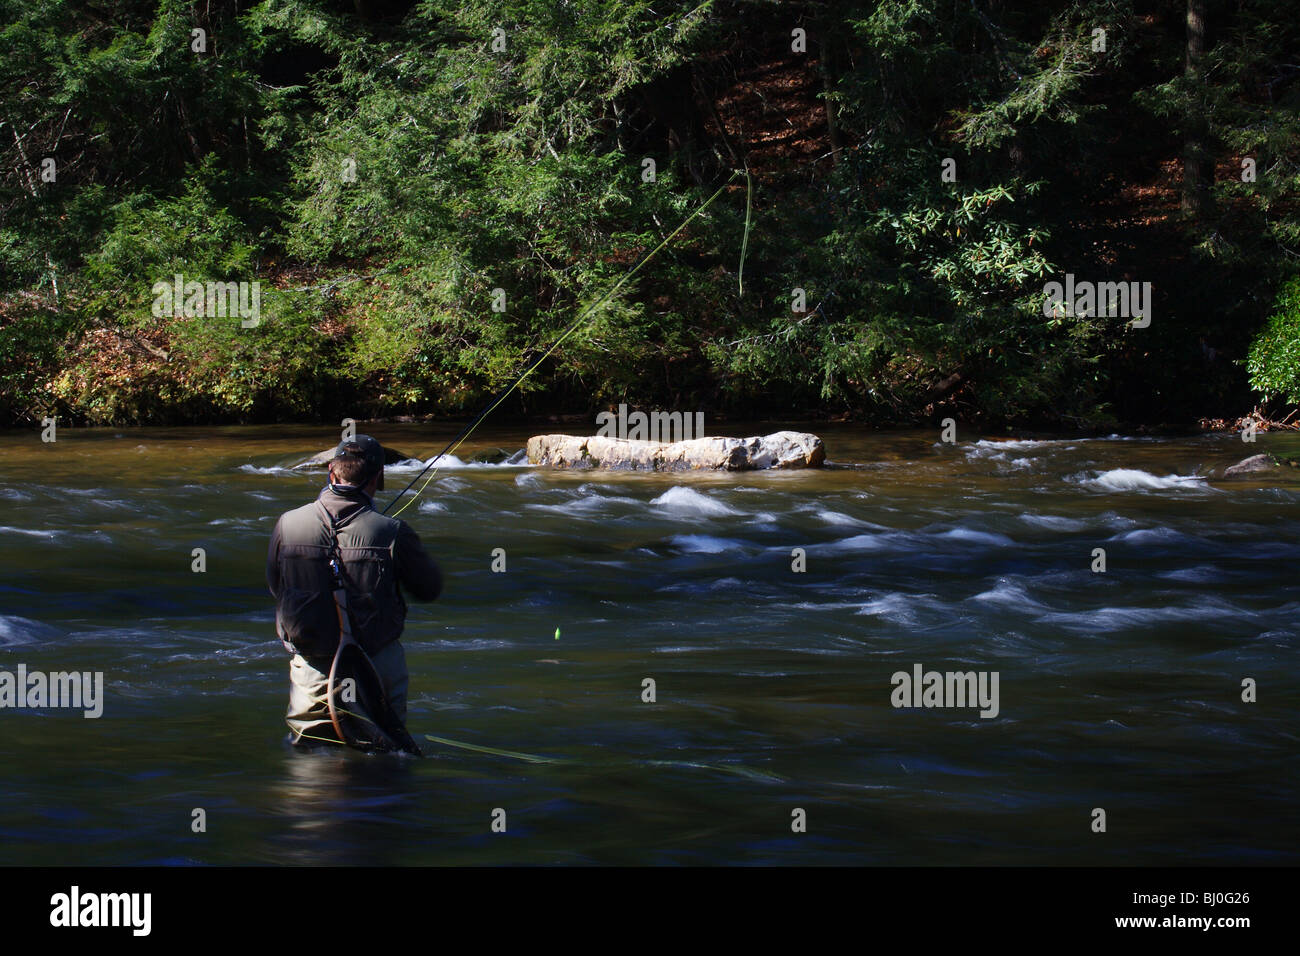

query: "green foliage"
xmin=83 ymin=166 xmax=257 ymax=315
xmin=0 ymin=300 xmax=83 ymax=423
xmin=2 ymin=0 xmax=1299 ymax=426
xmin=166 ymin=286 xmax=336 ymax=415
xmin=1140 ymin=0 xmax=1300 ymax=259
xmin=1247 ymin=277 xmax=1300 ymax=405
xmin=703 ymin=2 xmax=1117 ymax=424
xmin=279 ymin=0 xmax=726 ymax=412
xmin=954 ymin=1 xmax=1132 ymax=150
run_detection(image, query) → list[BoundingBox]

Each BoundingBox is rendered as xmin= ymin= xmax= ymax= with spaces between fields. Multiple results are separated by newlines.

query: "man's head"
xmin=328 ymin=434 xmax=386 ymax=493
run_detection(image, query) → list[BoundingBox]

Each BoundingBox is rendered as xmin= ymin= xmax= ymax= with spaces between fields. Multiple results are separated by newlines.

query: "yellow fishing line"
xmin=739 ymin=163 xmax=752 ymax=296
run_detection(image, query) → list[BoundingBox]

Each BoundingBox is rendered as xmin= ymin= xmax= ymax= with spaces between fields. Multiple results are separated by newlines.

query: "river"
xmin=1 ymin=423 xmax=1296 ymax=864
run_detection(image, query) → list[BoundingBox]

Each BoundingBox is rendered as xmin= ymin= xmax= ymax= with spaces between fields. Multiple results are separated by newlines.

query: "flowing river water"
xmin=1 ymin=423 xmax=1297 ymax=865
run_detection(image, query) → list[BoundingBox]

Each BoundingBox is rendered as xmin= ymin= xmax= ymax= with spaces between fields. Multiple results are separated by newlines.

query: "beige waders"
xmin=285 ymin=641 xmax=409 ymax=747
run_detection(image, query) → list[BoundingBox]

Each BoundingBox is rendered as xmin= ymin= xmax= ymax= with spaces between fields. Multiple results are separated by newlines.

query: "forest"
xmin=2 ymin=0 xmax=1298 ymax=429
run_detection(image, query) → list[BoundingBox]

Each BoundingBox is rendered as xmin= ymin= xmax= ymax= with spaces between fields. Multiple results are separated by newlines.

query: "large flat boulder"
xmin=527 ymin=431 xmax=825 ymax=471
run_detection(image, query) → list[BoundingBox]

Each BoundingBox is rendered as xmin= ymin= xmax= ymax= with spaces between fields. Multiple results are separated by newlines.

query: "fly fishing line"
xmin=383 ymin=167 xmax=750 ymax=518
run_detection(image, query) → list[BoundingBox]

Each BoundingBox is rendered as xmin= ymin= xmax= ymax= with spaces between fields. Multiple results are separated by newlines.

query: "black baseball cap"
xmin=330 ymin=434 xmax=385 ymax=489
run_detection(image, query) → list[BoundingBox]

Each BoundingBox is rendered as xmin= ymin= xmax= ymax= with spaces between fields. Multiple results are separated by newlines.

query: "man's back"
xmin=270 ymin=435 xmax=442 ymax=749
xmin=268 ymin=484 xmax=442 ymax=659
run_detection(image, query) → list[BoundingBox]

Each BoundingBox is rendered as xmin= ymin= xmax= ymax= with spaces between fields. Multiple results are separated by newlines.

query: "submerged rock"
xmin=1222 ymin=453 xmax=1279 ymax=477
xmin=526 ymin=431 xmax=825 ymax=471
xmin=297 ymin=445 xmax=412 ymax=468
xmin=1221 ymin=452 xmax=1300 ymax=478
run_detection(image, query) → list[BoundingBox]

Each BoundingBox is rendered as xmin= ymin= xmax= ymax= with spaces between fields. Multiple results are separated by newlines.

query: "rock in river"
xmin=297 ymin=444 xmax=412 ymax=468
xmin=1221 ymin=453 xmax=1300 ymax=478
xmin=526 ymin=431 xmax=826 ymax=471
xmin=1222 ymin=453 xmax=1280 ymax=478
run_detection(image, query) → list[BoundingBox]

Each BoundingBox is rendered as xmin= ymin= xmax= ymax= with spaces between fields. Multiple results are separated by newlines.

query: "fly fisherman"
xmin=267 ymin=435 xmax=442 ymax=748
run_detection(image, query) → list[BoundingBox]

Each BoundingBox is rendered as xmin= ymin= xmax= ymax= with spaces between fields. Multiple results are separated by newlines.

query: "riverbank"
xmin=2 ymin=294 xmax=1287 ymax=432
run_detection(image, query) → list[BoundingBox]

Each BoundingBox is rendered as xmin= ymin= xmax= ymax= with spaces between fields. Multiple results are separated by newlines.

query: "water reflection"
xmin=272 ymin=744 xmax=419 ymax=865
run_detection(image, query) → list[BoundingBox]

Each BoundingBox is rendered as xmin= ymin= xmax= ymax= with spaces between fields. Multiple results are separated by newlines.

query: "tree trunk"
xmin=818 ymin=29 xmax=841 ymax=166
xmin=1182 ymin=0 xmax=1213 ymax=219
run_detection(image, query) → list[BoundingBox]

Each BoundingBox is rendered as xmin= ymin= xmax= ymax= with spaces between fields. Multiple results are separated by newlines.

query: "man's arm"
xmin=267 ymin=517 xmax=282 ymax=597
xmin=394 ymin=521 xmax=442 ymax=601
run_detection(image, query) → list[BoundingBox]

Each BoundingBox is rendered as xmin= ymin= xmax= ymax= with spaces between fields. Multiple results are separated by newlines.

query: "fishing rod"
xmin=382 ymin=166 xmax=750 ymax=519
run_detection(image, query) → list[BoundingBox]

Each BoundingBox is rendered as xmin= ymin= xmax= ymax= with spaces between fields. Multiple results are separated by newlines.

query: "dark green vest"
xmin=273 ymin=486 xmax=409 ymax=658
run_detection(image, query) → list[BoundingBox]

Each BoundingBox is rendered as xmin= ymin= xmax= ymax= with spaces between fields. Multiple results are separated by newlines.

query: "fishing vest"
xmin=273 ymin=489 xmax=409 ymax=659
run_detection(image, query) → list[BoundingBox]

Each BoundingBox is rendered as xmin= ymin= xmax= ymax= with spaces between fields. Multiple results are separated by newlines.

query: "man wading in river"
xmin=267 ymin=435 xmax=442 ymax=749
